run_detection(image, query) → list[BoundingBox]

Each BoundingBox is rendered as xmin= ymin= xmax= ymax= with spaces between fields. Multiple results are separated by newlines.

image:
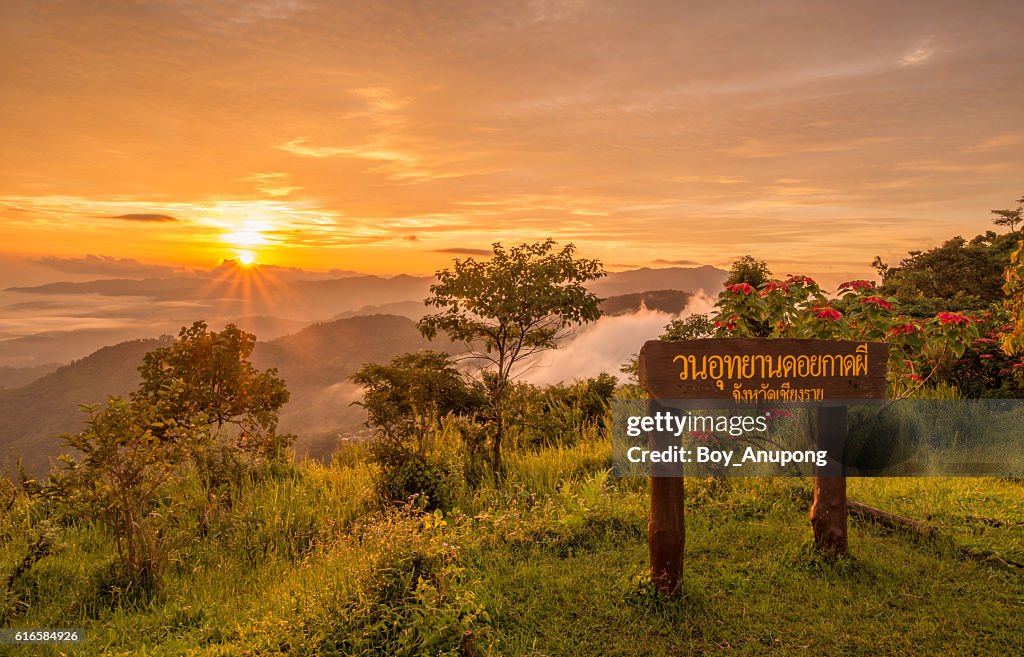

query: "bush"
xmin=374 ymin=450 xmax=463 ymax=512
xmin=291 ymin=509 xmax=488 ymax=657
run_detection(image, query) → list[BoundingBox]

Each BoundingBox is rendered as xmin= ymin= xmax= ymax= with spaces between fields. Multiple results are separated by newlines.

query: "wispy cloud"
xmin=110 ymin=213 xmax=177 ymax=222
xmin=964 ymin=133 xmax=1023 ymax=152
xmin=653 ymin=259 xmax=701 ymax=266
xmin=900 ymin=41 xmax=934 ymax=67
xmin=277 ymin=137 xmax=415 ymax=164
xmin=33 ymin=254 xmax=178 ymax=278
xmin=431 ymin=247 xmax=493 ymax=256
xmin=240 ymin=172 xmax=303 ymax=197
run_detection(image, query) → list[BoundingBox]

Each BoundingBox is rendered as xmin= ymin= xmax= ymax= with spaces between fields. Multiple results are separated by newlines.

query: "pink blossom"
xmin=726 ymin=282 xmax=755 ymax=295
xmin=813 ymin=307 xmax=842 ymax=321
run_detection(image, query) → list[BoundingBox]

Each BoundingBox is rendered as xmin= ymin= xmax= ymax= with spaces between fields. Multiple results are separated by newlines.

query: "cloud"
xmin=524 ymin=291 xmax=717 ymax=385
xmin=431 ymin=247 xmax=493 ymax=256
xmin=900 ymin=42 xmax=934 ymax=67
xmin=653 ymin=259 xmax=700 ymax=266
xmin=33 ymin=254 xmax=177 ymax=278
xmin=109 ymin=213 xmax=178 ymax=222
xmin=277 ymin=137 xmax=414 ymax=164
xmin=964 ymin=134 xmax=1023 ymax=152
xmin=240 ymin=172 xmax=303 ymax=197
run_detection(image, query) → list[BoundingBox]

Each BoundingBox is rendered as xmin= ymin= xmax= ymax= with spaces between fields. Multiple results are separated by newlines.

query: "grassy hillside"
xmin=1 ymin=430 xmax=1020 ymax=656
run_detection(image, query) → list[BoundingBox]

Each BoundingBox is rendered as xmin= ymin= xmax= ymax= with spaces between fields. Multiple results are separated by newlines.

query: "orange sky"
xmin=1 ymin=0 xmax=1022 ymax=285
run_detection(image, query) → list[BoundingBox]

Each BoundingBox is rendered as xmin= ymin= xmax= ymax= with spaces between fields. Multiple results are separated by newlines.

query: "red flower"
xmin=936 ymin=311 xmax=971 ymax=326
xmin=839 ymin=280 xmax=874 ymax=291
xmin=906 ymin=374 xmax=925 ymax=382
xmin=889 ymin=323 xmax=919 ymax=335
xmin=860 ymin=296 xmax=893 ymax=310
xmin=764 ymin=409 xmax=795 ymax=421
xmin=786 ymin=275 xmax=816 ymax=286
xmin=715 ymin=318 xmax=738 ymax=332
xmin=761 ymin=280 xmax=791 ymax=295
xmin=813 ymin=307 xmax=841 ymax=321
xmin=726 ymin=282 xmax=755 ymax=295
xmin=689 ymin=431 xmax=720 ymax=444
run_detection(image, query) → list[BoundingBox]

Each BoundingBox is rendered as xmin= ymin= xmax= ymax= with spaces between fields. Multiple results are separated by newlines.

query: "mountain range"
xmin=0 ymin=265 xmax=728 ymax=368
xmin=0 ymin=265 xmax=729 ymax=474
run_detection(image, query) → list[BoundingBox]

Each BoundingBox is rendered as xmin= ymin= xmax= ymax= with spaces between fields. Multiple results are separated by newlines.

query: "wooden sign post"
xmin=638 ymin=338 xmax=887 ymax=593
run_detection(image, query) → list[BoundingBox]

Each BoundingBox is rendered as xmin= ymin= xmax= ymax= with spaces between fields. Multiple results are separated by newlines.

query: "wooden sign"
xmin=639 ymin=338 xmax=888 ymax=403
xmin=637 ymin=338 xmax=889 ymax=595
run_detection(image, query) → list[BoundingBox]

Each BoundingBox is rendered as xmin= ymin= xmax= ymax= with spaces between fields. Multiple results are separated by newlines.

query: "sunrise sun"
xmin=237 ymin=251 xmax=256 ymax=266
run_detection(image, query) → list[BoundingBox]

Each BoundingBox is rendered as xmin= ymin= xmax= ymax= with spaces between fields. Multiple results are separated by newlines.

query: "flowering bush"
xmin=712 ymin=275 xmax=986 ymax=398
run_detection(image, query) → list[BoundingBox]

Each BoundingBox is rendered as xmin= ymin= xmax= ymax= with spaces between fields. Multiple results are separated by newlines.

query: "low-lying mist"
xmin=523 ymin=290 xmax=716 ymax=385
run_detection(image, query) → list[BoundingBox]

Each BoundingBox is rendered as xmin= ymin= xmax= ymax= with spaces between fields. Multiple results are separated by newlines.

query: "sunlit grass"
xmin=2 ymin=433 xmax=1021 ymax=656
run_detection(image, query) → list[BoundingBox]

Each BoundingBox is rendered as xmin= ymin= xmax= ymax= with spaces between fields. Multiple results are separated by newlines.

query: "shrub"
xmin=373 ymin=450 xmax=462 ymax=512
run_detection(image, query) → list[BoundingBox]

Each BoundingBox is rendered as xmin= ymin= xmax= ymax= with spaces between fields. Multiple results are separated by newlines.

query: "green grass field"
xmin=1 ymin=438 xmax=1021 ymax=656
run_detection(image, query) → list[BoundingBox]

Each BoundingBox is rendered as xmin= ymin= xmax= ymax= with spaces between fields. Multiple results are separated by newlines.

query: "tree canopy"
xmin=873 ymin=231 xmax=1019 ymax=315
xmin=417 ymin=239 xmax=605 ymax=469
xmin=135 ymin=321 xmax=291 ymax=459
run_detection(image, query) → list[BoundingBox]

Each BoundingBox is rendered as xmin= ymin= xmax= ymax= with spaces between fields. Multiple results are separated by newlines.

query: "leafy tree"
xmin=725 ymin=255 xmax=772 ymax=287
xmin=352 ymin=351 xmax=488 ymax=508
xmin=351 ymin=351 xmax=485 ymax=445
xmin=417 ymin=240 xmax=605 ymax=471
xmin=990 ymin=195 xmax=1023 ymax=234
xmin=46 ymin=387 xmax=195 ymax=588
xmin=722 ymin=257 xmax=774 ymax=336
xmin=874 ymin=231 xmax=1019 ymax=316
xmin=136 ymin=321 xmax=292 ymax=462
xmin=660 ymin=313 xmax=716 ymax=341
xmin=506 ymin=373 xmax=617 ymax=447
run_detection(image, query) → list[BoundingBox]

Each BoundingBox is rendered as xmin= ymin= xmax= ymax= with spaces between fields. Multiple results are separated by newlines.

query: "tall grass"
xmin=1 ymin=418 xmax=1021 ymax=656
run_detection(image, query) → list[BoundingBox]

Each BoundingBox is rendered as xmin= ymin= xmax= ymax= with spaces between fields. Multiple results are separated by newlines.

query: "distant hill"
xmin=591 ymin=265 xmax=728 ymax=298
xmin=0 ymin=363 xmax=60 ymax=389
xmin=5 ymin=274 xmax=434 ymax=317
xmin=0 ymin=338 xmax=172 ymax=474
xmin=1 ymin=315 xmax=451 ymax=474
xmin=1 ymin=274 xmax=435 ymax=367
xmin=253 ymin=314 xmax=453 ymax=459
xmin=332 ymin=300 xmax=428 ymax=321
xmin=599 ymin=289 xmax=693 ymax=316
xmin=227 ymin=315 xmax=311 ymax=341
xmin=0 ymin=327 xmax=173 ymax=368
xmin=0 ymin=262 xmax=729 ymax=469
